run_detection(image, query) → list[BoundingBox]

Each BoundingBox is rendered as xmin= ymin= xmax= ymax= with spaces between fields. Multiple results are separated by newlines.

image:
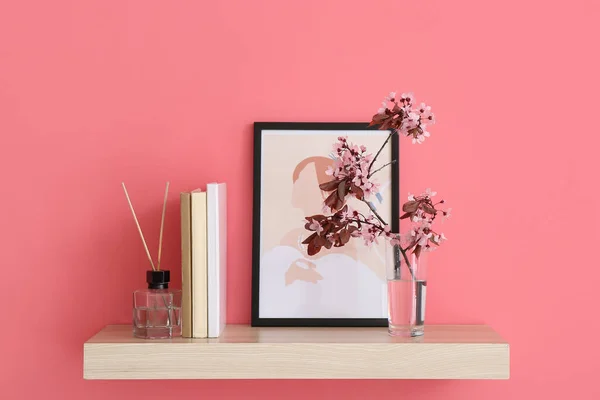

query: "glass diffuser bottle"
xmin=133 ymin=270 xmax=182 ymax=339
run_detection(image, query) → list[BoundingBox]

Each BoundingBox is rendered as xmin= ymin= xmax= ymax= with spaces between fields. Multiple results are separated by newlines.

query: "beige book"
xmin=180 ymin=192 xmax=193 ymax=338
xmin=190 ymin=189 xmax=208 ymax=338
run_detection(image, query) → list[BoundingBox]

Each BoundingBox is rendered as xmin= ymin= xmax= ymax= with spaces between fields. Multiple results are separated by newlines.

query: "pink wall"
xmin=1 ymin=0 xmax=599 ymax=398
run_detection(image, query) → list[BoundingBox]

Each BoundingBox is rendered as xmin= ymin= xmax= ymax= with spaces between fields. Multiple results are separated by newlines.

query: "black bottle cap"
xmin=146 ymin=270 xmax=170 ymax=289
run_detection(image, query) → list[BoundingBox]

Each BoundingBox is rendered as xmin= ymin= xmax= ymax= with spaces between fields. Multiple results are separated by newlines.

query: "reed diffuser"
xmin=122 ymin=182 xmax=182 ymax=339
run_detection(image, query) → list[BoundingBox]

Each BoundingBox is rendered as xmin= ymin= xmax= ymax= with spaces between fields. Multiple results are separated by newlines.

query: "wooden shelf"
xmin=83 ymin=324 xmax=509 ymax=380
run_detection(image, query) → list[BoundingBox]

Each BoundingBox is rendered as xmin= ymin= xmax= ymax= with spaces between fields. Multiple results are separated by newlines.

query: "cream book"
xmin=190 ymin=189 xmax=208 ymax=338
xmin=207 ymin=183 xmax=227 ymax=338
xmin=180 ymin=192 xmax=193 ymax=338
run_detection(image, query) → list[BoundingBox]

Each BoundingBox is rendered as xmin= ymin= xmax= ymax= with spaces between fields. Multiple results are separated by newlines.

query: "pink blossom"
xmin=352 ymin=171 xmax=364 ymax=185
xmin=371 ymin=180 xmax=380 ymax=192
xmin=417 ymin=102 xmax=430 ymax=114
xmin=361 ymin=228 xmax=379 ymax=246
xmin=360 ymin=145 xmax=367 ymax=153
xmin=332 ymin=142 xmax=344 ymax=153
xmin=325 ymin=165 xmax=335 ymax=176
xmin=385 ymin=92 xmax=397 ymax=101
xmin=411 ymin=210 xmax=424 ymax=222
xmin=417 ymin=233 xmax=431 ymax=246
xmin=342 ymin=150 xmax=354 ymax=165
xmin=401 ymin=111 xmax=420 ymax=133
xmin=417 ymin=102 xmax=436 ymax=124
xmin=412 ymin=135 xmax=424 ymax=145
xmin=358 ymin=160 xmax=370 ymax=174
xmin=423 ymin=188 xmax=437 ymax=198
xmin=340 ymin=207 xmax=352 ymax=222
xmin=443 ymin=208 xmax=452 ymax=220
xmin=400 ymin=92 xmax=414 ymax=104
xmin=402 ymin=230 xmax=416 ymax=246
xmin=389 ymin=236 xmax=401 ymax=246
xmin=363 ymin=185 xmax=375 ymax=197
xmin=309 ymin=220 xmax=323 ymax=234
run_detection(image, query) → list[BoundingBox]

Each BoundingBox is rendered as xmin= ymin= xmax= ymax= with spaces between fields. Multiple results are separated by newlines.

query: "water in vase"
xmin=387 ymin=279 xmax=427 ymax=337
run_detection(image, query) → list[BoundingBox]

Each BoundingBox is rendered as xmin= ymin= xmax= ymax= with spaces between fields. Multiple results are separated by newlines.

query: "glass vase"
xmin=133 ymin=270 xmax=182 ymax=339
xmin=385 ymin=245 xmax=428 ymax=337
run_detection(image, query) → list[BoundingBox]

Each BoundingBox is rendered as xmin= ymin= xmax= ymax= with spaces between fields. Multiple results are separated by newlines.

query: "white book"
xmin=190 ymin=189 xmax=208 ymax=338
xmin=207 ymin=182 xmax=227 ymax=337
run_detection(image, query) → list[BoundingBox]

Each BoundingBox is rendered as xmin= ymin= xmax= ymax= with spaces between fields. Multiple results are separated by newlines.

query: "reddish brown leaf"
xmin=334 ymin=196 xmax=345 ymax=211
xmin=313 ymin=234 xmax=327 ymax=247
xmin=323 ymin=190 xmax=345 ymax=212
xmin=402 ymin=201 xmax=419 ymax=213
xmin=330 ymin=222 xmax=344 ymax=232
xmin=307 ymin=241 xmax=321 ymax=256
xmin=422 ymin=204 xmax=437 ymax=215
xmin=307 ymin=214 xmax=327 ymax=221
xmin=392 ymin=104 xmax=403 ymax=114
xmin=337 ymin=180 xmax=347 ymax=201
xmin=325 ymin=191 xmax=338 ymax=209
xmin=339 ymin=229 xmax=350 ymax=245
xmin=350 ymin=183 xmax=364 ymax=200
xmin=400 ymin=212 xmax=412 ymax=220
xmin=371 ymin=113 xmax=389 ymax=124
xmin=319 ymin=180 xmax=341 ymax=192
xmin=302 ymin=232 xmax=317 ymax=245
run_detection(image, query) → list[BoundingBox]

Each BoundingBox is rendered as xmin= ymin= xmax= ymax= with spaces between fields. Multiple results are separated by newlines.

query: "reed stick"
xmin=121 ymin=182 xmax=156 ymax=271
xmin=156 ymin=181 xmax=170 ymax=271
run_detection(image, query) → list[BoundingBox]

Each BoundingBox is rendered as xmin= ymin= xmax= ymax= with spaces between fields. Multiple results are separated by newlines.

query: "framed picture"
xmin=251 ymin=122 xmax=399 ymax=327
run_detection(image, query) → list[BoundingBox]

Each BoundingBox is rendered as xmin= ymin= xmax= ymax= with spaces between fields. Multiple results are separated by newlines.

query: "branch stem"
xmin=368 ymin=129 xmax=395 ymax=174
xmin=361 ymin=199 xmax=386 ymax=225
xmin=368 ymin=160 xmax=396 ymax=179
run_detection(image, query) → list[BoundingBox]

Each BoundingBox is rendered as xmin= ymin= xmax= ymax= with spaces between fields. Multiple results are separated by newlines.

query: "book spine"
xmin=180 ymin=193 xmax=193 ymax=338
xmin=207 ymin=183 xmax=226 ymax=337
xmin=218 ymin=184 xmax=227 ymax=336
xmin=191 ymin=191 xmax=208 ymax=338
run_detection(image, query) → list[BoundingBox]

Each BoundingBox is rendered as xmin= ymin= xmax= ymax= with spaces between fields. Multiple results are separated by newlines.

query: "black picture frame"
xmin=251 ymin=122 xmax=399 ymax=327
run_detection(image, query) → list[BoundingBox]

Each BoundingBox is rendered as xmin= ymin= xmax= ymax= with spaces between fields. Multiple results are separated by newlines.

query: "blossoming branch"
xmin=371 ymin=91 xmax=435 ymax=144
xmin=302 ymin=91 xmax=450 ymax=271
